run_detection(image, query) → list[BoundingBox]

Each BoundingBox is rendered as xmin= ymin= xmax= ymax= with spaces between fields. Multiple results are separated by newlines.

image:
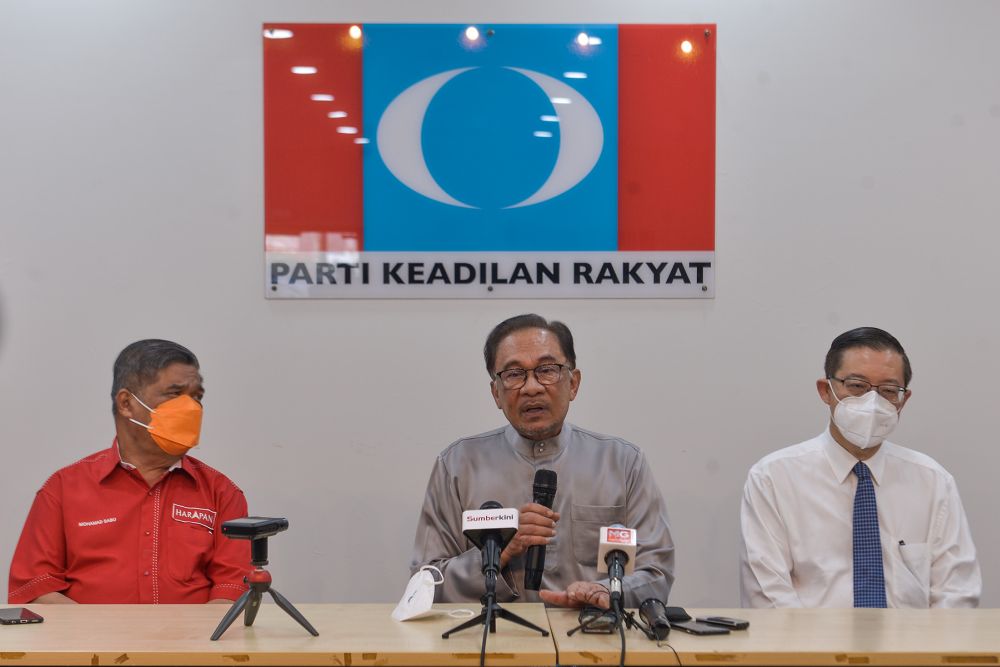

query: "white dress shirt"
xmin=740 ymin=427 xmax=980 ymax=608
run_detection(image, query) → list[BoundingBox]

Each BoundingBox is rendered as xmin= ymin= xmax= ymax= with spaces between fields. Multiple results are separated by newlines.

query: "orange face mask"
xmin=128 ymin=393 xmax=203 ymax=456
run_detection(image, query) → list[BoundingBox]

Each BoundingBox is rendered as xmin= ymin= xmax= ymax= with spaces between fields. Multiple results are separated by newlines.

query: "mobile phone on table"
xmin=671 ymin=620 xmax=730 ymax=635
xmin=0 ymin=607 xmax=44 ymax=625
xmin=697 ymin=615 xmax=749 ymax=630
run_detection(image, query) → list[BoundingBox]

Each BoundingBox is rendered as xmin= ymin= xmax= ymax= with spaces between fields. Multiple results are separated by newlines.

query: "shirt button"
xmin=144 ymin=531 xmax=151 ymax=536
xmin=143 ymin=571 xmax=150 ymax=576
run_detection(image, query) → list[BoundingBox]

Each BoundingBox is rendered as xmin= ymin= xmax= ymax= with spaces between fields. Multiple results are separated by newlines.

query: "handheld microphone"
xmin=639 ymin=598 xmax=671 ymax=640
xmin=596 ymin=524 xmax=637 ymax=611
xmin=462 ymin=501 xmax=519 ymax=583
xmin=524 ymin=469 xmax=557 ymax=590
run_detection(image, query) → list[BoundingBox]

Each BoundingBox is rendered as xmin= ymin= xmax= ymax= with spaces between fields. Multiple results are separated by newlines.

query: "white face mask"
xmin=828 ymin=380 xmax=900 ymax=449
xmin=391 ymin=566 xmax=444 ymax=621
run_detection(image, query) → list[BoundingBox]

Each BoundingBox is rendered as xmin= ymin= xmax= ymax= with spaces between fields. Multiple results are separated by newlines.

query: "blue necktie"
xmin=852 ymin=461 xmax=887 ymax=608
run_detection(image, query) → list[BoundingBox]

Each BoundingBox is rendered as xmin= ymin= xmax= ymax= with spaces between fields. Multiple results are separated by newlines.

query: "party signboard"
xmin=264 ymin=24 xmax=716 ymax=298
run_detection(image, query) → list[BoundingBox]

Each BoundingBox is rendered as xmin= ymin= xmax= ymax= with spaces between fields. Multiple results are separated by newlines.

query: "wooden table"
xmin=549 ymin=607 xmax=1000 ymax=665
xmin=6 ymin=604 xmax=1000 ymax=666
xmin=0 ymin=603 xmax=556 ymax=666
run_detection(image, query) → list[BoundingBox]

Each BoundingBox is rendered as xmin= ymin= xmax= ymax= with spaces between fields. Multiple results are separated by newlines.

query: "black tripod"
xmin=210 ymin=537 xmax=319 ymax=640
xmin=441 ymin=572 xmax=550 ymax=639
xmin=565 ymin=603 xmax=651 ymax=637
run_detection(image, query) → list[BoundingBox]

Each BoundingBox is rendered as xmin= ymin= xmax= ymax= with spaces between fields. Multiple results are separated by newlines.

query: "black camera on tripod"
xmin=220 ymin=516 xmax=289 ymax=540
xmin=219 ymin=517 xmax=289 ymax=568
xmin=210 ymin=515 xmax=317 ymax=641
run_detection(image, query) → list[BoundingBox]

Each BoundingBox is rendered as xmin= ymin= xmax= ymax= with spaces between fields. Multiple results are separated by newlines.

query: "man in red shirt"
xmin=8 ymin=339 xmax=250 ymax=604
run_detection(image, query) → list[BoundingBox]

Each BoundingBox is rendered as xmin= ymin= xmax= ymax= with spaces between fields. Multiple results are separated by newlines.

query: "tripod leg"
xmin=267 ymin=588 xmax=320 ymax=636
xmin=210 ymin=590 xmax=252 ymax=641
xmin=442 ymin=612 xmax=488 ymax=639
xmin=493 ymin=606 xmax=550 ymax=636
xmin=243 ymin=588 xmax=264 ymax=627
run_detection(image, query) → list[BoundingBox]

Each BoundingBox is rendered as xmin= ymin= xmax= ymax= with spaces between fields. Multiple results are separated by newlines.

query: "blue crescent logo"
xmin=376 ymin=67 xmax=604 ymax=209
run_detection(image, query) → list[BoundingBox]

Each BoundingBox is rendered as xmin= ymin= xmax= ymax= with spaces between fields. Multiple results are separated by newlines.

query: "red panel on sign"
xmin=618 ymin=25 xmax=716 ymax=251
xmin=263 ymin=24 xmax=364 ymax=250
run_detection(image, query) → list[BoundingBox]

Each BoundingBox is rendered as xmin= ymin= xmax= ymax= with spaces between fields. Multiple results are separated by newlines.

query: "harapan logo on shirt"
xmin=171 ymin=503 xmax=217 ymax=530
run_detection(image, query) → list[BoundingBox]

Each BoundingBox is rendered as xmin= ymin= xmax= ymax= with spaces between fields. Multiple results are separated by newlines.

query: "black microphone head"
xmin=639 ymin=598 xmax=670 ymax=640
xmin=480 ymin=500 xmax=502 ymax=510
xmin=533 ymin=469 xmax=557 ymax=493
xmin=639 ymin=597 xmax=666 ymax=617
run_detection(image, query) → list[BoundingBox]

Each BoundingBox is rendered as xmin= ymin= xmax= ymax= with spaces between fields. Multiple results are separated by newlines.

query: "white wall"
xmin=1 ymin=0 xmax=999 ymax=607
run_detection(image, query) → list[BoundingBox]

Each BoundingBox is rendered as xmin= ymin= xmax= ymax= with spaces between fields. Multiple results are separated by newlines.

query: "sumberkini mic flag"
xmin=264 ymin=24 xmax=716 ymax=297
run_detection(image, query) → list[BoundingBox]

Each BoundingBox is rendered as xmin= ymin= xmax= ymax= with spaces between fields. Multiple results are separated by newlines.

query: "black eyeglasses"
xmin=495 ymin=363 xmax=571 ymax=390
xmin=829 ymin=377 xmax=907 ymax=404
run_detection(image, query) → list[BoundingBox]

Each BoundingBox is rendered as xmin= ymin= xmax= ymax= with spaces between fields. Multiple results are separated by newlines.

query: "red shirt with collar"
xmin=8 ymin=441 xmax=250 ymax=604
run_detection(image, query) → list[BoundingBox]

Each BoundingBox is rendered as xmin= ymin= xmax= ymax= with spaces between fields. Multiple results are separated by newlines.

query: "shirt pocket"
xmin=892 ymin=542 xmax=931 ymax=608
xmin=571 ymin=504 xmax=626 ymax=566
xmin=165 ymin=523 xmax=214 ymax=583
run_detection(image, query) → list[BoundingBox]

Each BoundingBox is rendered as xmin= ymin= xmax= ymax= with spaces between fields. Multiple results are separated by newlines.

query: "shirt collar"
xmin=102 ymin=438 xmax=185 ymax=480
xmin=504 ymin=422 xmax=572 ymax=463
xmin=820 ymin=425 xmax=888 ymax=485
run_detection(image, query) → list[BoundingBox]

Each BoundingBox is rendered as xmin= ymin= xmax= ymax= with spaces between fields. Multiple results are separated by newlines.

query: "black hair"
xmin=483 ymin=314 xmax=576 ymax=375
xmin=111 ymin=339 xmax=199 ymax=414
xmin=824 ymin=327 xmax=912 ymax=387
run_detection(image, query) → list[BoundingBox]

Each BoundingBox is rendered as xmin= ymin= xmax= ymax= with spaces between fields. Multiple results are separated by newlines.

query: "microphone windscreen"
xmin=480 ymin=500 xmax=502 ymax=510
xmin=533 ymin=469 xmax=557 ymax=493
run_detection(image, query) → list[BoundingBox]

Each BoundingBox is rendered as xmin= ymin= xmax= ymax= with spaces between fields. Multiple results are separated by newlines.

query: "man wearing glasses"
xmin=740 ymin=327 xmax=980 ymax=608
xmin=409 ymin=314 xmax=674 ymax=608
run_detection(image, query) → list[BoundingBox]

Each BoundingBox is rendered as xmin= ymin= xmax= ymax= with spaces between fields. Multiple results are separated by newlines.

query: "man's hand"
xmin=499 ymin=502 xmax=559 ymax=569
xmin=31 ymin=592 xmax=77 ymax=604
xmin=539 ymin=581 xmax=610 ymax=609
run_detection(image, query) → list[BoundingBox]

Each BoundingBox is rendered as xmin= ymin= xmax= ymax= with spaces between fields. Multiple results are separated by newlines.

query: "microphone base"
xmin=441 ymin=593 xmax=550 ymax=639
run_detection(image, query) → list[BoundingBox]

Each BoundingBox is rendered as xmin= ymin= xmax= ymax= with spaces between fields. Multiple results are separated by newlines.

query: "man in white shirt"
xmin=740 ymin=327 xmax=980 ymax=608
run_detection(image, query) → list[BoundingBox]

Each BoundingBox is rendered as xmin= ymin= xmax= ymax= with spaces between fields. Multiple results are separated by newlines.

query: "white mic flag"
xmin=462 ymin=507 xmax=519 ymax=549
xmin=597 ymin=525 xmax=637 ymax=575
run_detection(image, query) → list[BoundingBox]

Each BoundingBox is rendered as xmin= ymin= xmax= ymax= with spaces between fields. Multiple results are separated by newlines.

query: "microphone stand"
xmin=442 ymin=540 xmax=549 ymax=667
xmin=563 ymin=552 xmax=655 ymax=667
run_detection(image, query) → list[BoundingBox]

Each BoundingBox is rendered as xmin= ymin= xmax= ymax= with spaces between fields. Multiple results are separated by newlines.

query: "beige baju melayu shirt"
xmin=410 ymin=422 xmax=675 ymax=606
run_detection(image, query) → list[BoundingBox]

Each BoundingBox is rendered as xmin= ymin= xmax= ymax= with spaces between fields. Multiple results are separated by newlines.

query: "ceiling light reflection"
xmin=533 ymin=131 xmax=554 ymax=138
xmin=337 ymin=126 xmax=359 ymax=134
xmin=354 ymin=137 xmax=370 ymax=145
xmin=465 ymin=26 xmax=480 ymax=41
xmin=588 ymin=36 xmax=602 ymax=46
xmin=550 ymin=97 xmax=572 ymax=105
xmin=576 ymin=32 xmax=589 ymax=47
xmin=327 ymin=111 xmax=348 ymax=119
xmin=563 ymin=72 xmax=587 ymax=79
xmin=291 ymin=66 xmax=317 ymax=75
xmin=311 ymin=94 xmax=335 ymax=102
xmin=349 ymin=25 xmax=362 ymax=40
xmin=540 ymin=115 xmax=559 ymax=122
xmin=263 ymin=29 xmax=293 ymax=40
xmin=681 ymin=40 xmax=693 ymax=54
